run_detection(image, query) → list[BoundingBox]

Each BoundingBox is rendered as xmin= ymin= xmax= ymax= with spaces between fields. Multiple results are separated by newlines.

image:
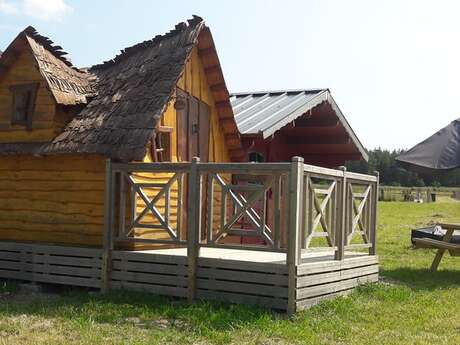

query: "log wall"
xmin=0 ymin=155 xmax=106 ymax=246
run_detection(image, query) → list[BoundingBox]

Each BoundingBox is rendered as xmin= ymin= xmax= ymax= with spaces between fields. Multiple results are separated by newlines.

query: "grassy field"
xmin=2 ymin=198 xmax=460 ymax=344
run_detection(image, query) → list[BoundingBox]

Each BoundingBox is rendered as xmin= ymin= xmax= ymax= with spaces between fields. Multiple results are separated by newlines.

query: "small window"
xmin=151 ymin=126 xmax=173 ymax=162
xmin=249 ymin=152 xmax=265 ymax=162
xmin=8 ymin=83 xmax=38 ymax=130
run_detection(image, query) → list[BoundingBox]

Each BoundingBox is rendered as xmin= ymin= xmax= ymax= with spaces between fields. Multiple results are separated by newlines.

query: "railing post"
xmin=101 ymin=158 xmax=115 ymax=293
xmin=287 ymin=156 xmax=304 ymax=315
xmin=335 ymin=166 xmax=347 ymax=261
xmin=369 ymin=171 xmax=379 ymax=256
xmin=187 ymin=157 xmax=201 ymax=302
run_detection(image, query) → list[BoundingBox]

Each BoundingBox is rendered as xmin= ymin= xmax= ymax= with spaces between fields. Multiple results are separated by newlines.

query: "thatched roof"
xmin=0 ymin=16 xmax=243 ymax=161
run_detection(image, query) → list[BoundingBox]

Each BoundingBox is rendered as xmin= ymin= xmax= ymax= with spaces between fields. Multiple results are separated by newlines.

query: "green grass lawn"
xmin=2 ymin=198 xmax=460 ymax=344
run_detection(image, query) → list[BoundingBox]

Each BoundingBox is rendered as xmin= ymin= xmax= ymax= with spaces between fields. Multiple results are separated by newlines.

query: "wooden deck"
xmin=0 ymin=242 xmax=378 ymax=311
xmin=0 ymin=158 xmax=379 ymax=313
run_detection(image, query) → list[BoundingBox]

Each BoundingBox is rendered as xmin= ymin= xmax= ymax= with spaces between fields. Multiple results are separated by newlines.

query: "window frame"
xmin=8 ymin=83 xmax=39 ymax=130
xmin=151 ymin=126 xmax=173 ymax=162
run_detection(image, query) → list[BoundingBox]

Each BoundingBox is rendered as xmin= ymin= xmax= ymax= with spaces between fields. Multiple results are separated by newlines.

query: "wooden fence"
xmin=102 ymin=157 xmax=379 ymax=312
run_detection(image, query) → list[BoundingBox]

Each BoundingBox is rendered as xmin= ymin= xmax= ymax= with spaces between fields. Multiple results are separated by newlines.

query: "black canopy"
xmin=396 ymin=118 xmax=460 ymax=174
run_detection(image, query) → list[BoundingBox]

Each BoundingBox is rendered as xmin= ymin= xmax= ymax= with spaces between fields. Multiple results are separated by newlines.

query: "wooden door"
xmin=176 ymin=88 xmax=210 ymax=162
xmin=176 ymin=88 xmax=211 ymax=240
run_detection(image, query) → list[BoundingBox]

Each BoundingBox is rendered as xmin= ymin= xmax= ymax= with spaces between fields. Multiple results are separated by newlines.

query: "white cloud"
xmin=0 ymin=0 xmax=18 ymax=15
xmin=23 ymin=0 xmax=72 ymax=21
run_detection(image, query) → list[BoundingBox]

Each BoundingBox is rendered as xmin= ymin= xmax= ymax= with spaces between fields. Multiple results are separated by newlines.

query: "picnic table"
xmin=413 ymin=223 xmax=460 ymax=271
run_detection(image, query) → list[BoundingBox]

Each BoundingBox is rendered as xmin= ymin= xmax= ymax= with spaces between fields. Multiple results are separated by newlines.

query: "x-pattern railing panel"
xmin=206 ymin=173 xmax=279 ymax=249
xmin=346 ymin=182 xmax=372 ymax=245
xmin=117 ymin=171 xmax=185 ymax=244
xmin=303 ymin=175 xmax=338 ymax=249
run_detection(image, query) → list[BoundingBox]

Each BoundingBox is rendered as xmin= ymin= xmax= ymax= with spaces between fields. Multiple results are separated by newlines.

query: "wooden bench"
xmin=413 ymin=223 xmax=460 ymax=271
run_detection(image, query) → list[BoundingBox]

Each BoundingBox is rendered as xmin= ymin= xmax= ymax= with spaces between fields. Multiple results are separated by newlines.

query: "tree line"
xmin=345 ymin=149 xmax=460 ymax=187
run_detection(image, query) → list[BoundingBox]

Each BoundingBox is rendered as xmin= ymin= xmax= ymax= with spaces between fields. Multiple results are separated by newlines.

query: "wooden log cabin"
xmin=0 ymin=17 xmax=243 ymax=246
xmin=0 ymin=17 xmax=379 ymax=312
xmin=230 ymin=90 xmax=368 ymax=167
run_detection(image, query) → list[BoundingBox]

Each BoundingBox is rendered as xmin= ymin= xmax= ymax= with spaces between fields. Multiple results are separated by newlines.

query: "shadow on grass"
xmin=381 ymin=267 xmax=460 ymax=290
xmin=0 ymin=286 xmax=283 ymax=332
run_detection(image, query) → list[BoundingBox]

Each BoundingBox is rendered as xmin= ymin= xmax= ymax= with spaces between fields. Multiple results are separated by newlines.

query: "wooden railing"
xmin=106 ymin=158 xmax=378 ymax=255
xmin=103 ymin=158 xmax=379 ymax=308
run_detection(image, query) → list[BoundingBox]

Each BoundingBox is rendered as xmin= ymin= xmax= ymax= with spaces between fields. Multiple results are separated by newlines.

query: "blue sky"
xmin=1 ymin=0 xmax=460 ymax=151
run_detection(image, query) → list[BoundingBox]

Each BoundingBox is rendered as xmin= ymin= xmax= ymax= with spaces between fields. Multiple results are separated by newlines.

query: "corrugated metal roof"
xmin=230 ymin=89 xmax=328 ymax=137
xmin=230 ymin=89 xmax=368 ymax=161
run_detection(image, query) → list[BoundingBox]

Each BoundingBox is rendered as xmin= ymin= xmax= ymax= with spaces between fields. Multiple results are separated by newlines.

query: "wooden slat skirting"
xmin=0 ymin=241 xmax=102 ymax=288
xmin=196 ymin=257 xmax=289 ymax=310
xmin=295 ymin=255 xmax=379 ymax=311
xmin=110 ymin=250 xmax=188 ymax=298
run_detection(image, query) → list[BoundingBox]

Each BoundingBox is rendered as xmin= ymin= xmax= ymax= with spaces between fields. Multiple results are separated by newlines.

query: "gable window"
xmin=8 ymin=83 xmax=39 ymax=130
xmin=151 ymin=126 xmax=173 ymax=162
xmin=249 ymin=152 xmax=265 ymax=163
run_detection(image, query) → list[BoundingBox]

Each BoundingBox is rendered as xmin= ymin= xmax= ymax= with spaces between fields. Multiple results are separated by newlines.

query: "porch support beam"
xmin=187 ymin=157 xmax=201 ymax=302
xmin=101 ymin=159 xmax=115 ymax=293
xmin=287 ymin=156 xmax=304 ymax=315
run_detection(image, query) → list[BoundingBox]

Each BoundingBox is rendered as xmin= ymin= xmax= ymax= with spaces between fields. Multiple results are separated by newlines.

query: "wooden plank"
xmin=111 ymin=271 xmax=187 ymax=286
xmin=197 ymin=257 xmax=288 ymax=274
xmin=112 ymin=162 xmax=191 ymax=173
xmin=196 ymin=290 xmax=287 ymax=310
xmin=344 ymin=171 xmax=377 ymax=182
xmin=413 ymin=238 xmax=460 ymax=251
xmin=303 ymin=165 xmax=344 ymax=177
xmin=0 ymin=261 xmax=101 ymax=278
xmin=297 ymin=264 xmax=379 ymax=288
xmin=111 ymin=281 xmax=187 ymax=297
xmin=296 ymin=288 xmax=353 ymax=311
xmin=297 ymin=255 xmax=378 ymax=276
xmin=0 ymin=242 xmax=102 ymax=258
xmin=0 ymin=269 xmax=100 ymax=288
xmin=112 ymin=260 xmax=187 ymax=275
xmin=196 ymin=267 xmax=287 ymax=285
xmin=22 ymin=254 xmax=102 ymax=268
xmin=344 ymin=243 xmax=373 ymax=250
xmin=111 ymin=251 xmax=187 ymax=265
xmin=197 ymin=278 xmax=288 ymax=298
xmin=296 ymin=273 xmax=378 ymax=300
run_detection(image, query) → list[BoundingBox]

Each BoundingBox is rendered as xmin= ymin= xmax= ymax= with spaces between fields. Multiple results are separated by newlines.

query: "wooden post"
xmin=335 ymin=166 xmax=346 ymax=261
xmin=287 ymin=156 xmax=304 ymax=315
xmin=101 ymin=159 xmax=115 ymax=293
xmin=187 ymin=157 xmax=201 ymax=302
xmin=369 ymin=171 xmax=379 ymax=256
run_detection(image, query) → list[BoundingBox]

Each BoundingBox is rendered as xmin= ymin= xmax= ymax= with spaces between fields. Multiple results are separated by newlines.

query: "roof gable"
xmin=43 ymin=16 xmax=206 ymax=161
xmin=0 ymin=26 xmax=95 ymax=106
xmin=230 ymin=89 xmax=368 ymax=161
xmin=0 ymin=17 xmax=243 ymax=161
